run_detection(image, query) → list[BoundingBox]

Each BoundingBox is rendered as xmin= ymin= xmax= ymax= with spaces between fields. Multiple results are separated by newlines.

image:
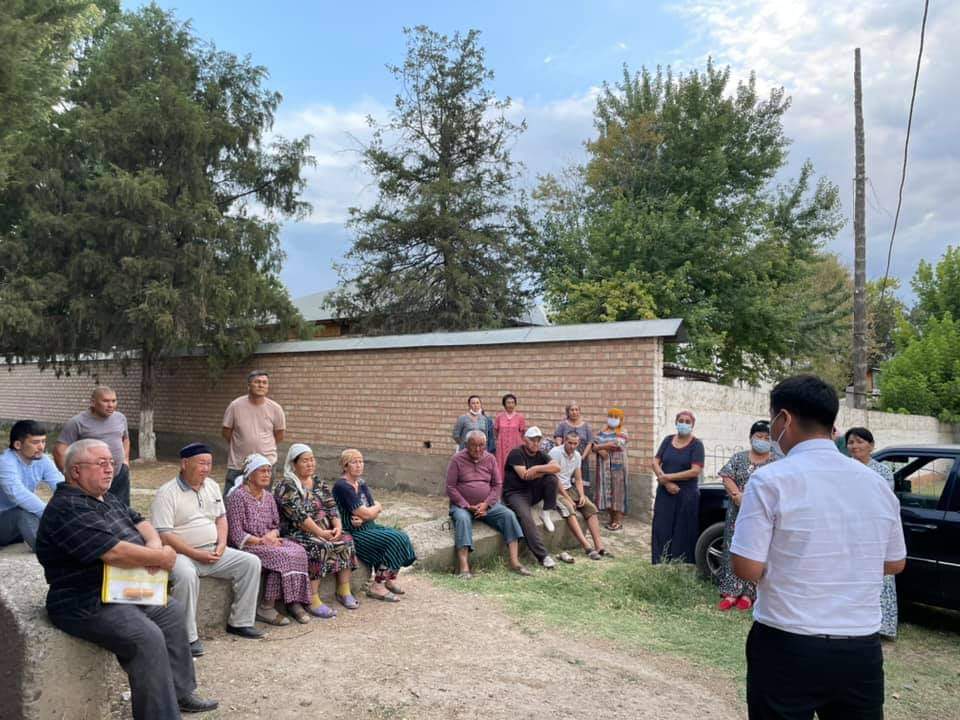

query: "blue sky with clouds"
xmin=130 ymin=1 xmax=956 ymax=303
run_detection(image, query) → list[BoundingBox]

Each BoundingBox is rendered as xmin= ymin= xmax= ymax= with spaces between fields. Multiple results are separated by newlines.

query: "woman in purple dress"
xmin=227 ymin=454 xmax=313 ymax=624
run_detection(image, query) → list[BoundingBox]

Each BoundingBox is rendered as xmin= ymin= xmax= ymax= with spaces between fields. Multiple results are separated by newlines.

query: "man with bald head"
xmin=36 ymin=439 xmax=218 ymax=717
xmin=55 ymin=386 xmax=131 ymax=506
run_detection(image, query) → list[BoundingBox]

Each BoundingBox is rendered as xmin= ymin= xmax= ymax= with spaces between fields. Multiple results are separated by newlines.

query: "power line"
xmin=878 ymin=0 xmax=930 ymax=309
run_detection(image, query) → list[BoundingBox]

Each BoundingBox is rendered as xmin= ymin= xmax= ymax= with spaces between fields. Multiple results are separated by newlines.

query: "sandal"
xmin=456 ymin=571 xmax=474 ymax=580
xmin=336 ymin=593 xmax=360 ymax=610
xmin=256 ymin=605 xmax=291 ymax=626
xmin=597 ymin=548 xmax=615 ymax=558
xmin=384 ymin=579 xmax=405 ymax=595
xmin=287 ymin=603 xmax=311 ymax=624
xmin=604 ymin=522 xmax=623 ymax=532
xmin=308 ymin=602 xmax=337 ymax=619
xmin=366 ymin=588 xmax=400 ymax=603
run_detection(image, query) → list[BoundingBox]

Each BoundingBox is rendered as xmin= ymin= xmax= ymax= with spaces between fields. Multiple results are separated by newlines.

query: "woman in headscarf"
xmin=845 ymin=426 xmax=898 ymax=639
xmin=275 ymin=443 xmax=360 ymax=617
xmin=332 ymin=449 xmax=416 ymax=602
xmin=651 ymin=410 xmax=705 ymax=564
xmin=553 ymin=402 xmax=594 ymax=493
xmin=593 ymin=407 xmax=629 ymax=531
xmin=452 ymin=395 xmax=496 ymax=453
xmin=226 ymin=454 xmax=313 ymax=624
xmin=716 ymin=421 xmax=776 ymax=611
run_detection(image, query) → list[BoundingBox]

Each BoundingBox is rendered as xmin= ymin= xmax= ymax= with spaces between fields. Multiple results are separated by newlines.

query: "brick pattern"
xmin=0 ymin=337 xmax=661 ymax=474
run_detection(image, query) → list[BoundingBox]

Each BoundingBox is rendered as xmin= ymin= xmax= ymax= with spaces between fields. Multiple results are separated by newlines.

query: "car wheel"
xmin=695 ymin=521 xmax=725 ymax=583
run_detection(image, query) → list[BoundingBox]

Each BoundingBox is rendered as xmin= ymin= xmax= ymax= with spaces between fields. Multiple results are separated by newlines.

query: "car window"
xmin=880 ymin=455 xmax=956 ymax=510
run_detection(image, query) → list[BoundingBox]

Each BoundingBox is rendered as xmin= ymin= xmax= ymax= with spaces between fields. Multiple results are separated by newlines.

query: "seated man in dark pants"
xmin=503 ymin=426 xmax=562 ymax=569
xmin=36 ymin=439 xmax=217 ymax=718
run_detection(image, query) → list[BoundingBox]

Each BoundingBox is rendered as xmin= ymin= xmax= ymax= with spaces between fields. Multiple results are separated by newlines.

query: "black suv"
xmin=695 ymin=444 xmax=960 ymax=613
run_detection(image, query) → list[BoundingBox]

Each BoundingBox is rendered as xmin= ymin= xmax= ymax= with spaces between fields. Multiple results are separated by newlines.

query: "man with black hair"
xmin=0 ymin=420 xmax=63 ymax=551
xmin=731 ymin=375 xmax=906 ymax=720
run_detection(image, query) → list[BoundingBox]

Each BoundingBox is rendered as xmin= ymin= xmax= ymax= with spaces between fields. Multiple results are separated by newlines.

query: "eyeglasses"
xmin=76 ymin=459 xmax=116 ymax=470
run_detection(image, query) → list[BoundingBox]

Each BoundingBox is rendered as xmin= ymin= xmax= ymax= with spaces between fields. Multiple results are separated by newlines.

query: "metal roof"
xmin=256 ymin=318 xmax=686 ymax=355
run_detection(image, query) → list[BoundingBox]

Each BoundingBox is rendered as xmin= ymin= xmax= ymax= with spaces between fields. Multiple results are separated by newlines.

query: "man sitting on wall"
xmin=446 ymin=430 xmax=530 ymax=578
xmin=36 ymin=439 xmax=217 ymax=717
xmin=151 ymin=443 xmax=263 ymax=657
xmin=503 ymin=426 xmax=562 ymax=569
xmin=0 ymin=420 xmax=63 ymax=551
xmin=549 ymin=431 xmax=609 ymax=561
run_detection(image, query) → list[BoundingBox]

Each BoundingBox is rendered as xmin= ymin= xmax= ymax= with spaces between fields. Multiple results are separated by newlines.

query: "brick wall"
xmin=0 ymin=337 xmax=662 ymax=508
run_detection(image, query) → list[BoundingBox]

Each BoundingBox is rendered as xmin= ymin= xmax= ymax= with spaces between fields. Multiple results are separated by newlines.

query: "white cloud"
xmin=615 ymin=41 xmax=628 ymax=50
xmin=671 ymin=0 xmax=960 ymax=288
xmin=543 ymin=55 xmax=553 ymax=64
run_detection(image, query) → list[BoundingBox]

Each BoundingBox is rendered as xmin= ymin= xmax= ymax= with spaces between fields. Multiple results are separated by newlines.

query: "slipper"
xmin=735 ymin=596 xmax=753 ymax=611
xmin=256 ymin=607 xmax=291 ymax=626
xmin=366 ymin=589 xmax=400 ymax=602
xmin=597 ymin=548 xmax=615 ymax=558
xmin=456 ymin=571 xmax=474 ymax=580
xmin=287 ymin=603 xmax=311 ymax=624
xmin=384 ymin=580 xmax=405 ymax=595
xmin=308 ymin=602 xmax=337 ymax=619
xmin=336 ymin=593 xmax=360 ymax=610
xmin=604 ymin=522 xmax=623 ymax=532
xmin=586 ymin=549 xmax=603 ymax=561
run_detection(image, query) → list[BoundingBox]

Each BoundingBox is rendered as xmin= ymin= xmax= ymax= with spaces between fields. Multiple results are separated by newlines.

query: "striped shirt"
xmin=36 ymin=483 xmax=146 ymax=616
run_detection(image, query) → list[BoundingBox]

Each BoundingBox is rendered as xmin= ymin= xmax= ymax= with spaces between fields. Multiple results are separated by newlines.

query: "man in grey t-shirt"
xmin=54 ymin=386 xmax=131 ymax=506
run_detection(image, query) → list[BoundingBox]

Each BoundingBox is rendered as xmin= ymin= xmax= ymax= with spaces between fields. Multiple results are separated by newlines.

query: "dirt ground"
xmin=109 ymin=571 xmax=741 ymax=720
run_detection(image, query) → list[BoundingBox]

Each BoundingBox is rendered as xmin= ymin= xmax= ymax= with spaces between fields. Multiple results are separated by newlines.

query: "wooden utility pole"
xmin=853 ymin=48 xmax=868 ymax=409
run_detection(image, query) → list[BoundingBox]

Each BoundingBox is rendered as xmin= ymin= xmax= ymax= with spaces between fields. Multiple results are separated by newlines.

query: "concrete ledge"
xmin=405 ymin=510 xmax=581 ymax=573
xmin=0 ymin=546 xmax=112 ymax=720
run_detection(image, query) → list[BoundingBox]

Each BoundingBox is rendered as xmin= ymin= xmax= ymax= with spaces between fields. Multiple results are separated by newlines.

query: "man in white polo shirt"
xmin=731 ymin=375 xmax=906 ymax=720
xmin=151 ymin=443 xmax=263 ymax=657
xmin=548 ymin=431 xmax=608 ymax=561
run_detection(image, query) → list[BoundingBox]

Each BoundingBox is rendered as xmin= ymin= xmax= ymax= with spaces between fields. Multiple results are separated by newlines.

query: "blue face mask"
xmin=676 ymin=422 xmax=693 ymax=436
xmin=751 ymin=438 xmax=771 ymax=454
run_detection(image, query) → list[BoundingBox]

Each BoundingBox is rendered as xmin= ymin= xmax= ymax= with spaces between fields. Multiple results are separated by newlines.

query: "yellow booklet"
xmin=101 ymin=564 xmax=169 ymax=606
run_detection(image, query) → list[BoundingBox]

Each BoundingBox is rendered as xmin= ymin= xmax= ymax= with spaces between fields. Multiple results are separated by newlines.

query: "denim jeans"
xmin=449 ymin=502 xmax=523 ymax=550
xmin=0 ymin=507 xmax=40 ymax=551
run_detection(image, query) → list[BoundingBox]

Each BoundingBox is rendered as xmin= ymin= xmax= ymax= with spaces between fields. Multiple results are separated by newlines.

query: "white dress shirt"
xmin=731 ymin=439 xmax=906 ymax=636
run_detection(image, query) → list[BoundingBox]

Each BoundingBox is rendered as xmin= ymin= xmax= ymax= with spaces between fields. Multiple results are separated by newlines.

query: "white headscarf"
xmin=282 ymin=443 xmax=313 ymax=496
xmin=227 ymin=453 xmax=271 ymax=496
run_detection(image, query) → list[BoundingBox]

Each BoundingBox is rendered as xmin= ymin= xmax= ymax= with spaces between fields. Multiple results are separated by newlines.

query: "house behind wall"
xmin=0 ymin=320 xmax=684 ymax=517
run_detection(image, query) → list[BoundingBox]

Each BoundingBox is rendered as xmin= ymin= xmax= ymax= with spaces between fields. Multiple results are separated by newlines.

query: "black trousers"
xmin=746 ymin=622 xmax=884 ymax=720
xmin=50 ymin=598 xmax=197 ymax=720
xmin=109 ymin=463 xmax=131 ymax=507
xmin=504 ymin=475 xmax=558 ymax=562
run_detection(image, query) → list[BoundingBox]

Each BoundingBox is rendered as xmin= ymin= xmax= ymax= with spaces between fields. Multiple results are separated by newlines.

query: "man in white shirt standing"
xmin=731 ymin=375 xmax=906 ymax=720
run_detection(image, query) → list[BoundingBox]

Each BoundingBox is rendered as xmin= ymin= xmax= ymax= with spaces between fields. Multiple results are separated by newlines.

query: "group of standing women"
xmin=224 ymin=444 xmax=417 ymax=625
xmin=452 ymin=395 xmax=630 ymax=531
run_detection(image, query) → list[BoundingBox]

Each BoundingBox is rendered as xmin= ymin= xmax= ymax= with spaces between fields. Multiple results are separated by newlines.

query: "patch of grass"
xmin=432 ymin=557 xmax=960 ymax=719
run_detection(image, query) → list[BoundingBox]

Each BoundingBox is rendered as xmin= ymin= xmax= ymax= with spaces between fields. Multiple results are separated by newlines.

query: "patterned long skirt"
xmin=594 ymin=451 xmax=629 ymax=513
xmin=351 ymin=521 xmax=416 ymax=572
xmin=880 ymin=575 xmax=898 ymax=638
xmin=285 ymin=529 xmax=360 ymax=578
xmin=718 ymin=503 xmax=756 ymax=599
xmin=247 ymin=538 xmax=312 ymax=604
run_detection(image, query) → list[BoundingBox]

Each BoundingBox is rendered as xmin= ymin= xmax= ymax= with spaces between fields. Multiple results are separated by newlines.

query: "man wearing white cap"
xmin=502 ymin=426 xmax=562 ymax=568
xmin=151 ymin=443 xmax=264 ymax=657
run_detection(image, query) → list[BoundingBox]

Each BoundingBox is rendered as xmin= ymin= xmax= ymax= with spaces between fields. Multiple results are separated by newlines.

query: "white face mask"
xmin=469 ymin=408 xmax=481 ymax=416
xmin=675 ymin=422 xmax=693 ymax=436
xmin=607 ymin=417 xmax=620 ymax=428
xmin=770 ymin=411 xmax=788 ymax=454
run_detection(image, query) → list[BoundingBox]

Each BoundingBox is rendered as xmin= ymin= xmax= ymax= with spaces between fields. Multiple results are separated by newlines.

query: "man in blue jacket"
xmin=0 ymin=420 xmax=63 ymax=551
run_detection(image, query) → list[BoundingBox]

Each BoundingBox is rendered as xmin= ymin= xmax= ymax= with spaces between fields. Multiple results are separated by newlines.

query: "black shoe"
xmin=189 ymin=639 xmax=204 ymax=657
xmin=178 ymin=692 xmax=218 ymax=713
xmin=226 ymin=624 xmax=265 ymax=639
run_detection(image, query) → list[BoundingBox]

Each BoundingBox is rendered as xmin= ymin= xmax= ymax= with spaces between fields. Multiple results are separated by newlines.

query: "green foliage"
xmin=878 ymin=313 xmax=960 ymax=422
xmin=911 ymin=245 xmax=960 ymax=327
xmin=0 ymin=5 xmax=312 ymax=452
xmin=334 ymin=26 xmax=534 ymax=334
xmin=533 ymin=63 xmax=845 ymax=383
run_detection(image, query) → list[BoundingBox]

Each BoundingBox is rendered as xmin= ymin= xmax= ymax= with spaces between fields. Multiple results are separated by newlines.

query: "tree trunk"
xmin=138 ymin=350 xmax=157 ymax=461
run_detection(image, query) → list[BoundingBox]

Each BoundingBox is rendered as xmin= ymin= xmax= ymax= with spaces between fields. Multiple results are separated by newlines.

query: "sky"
xmin=129 ymin=0 xmax=957 ymax=303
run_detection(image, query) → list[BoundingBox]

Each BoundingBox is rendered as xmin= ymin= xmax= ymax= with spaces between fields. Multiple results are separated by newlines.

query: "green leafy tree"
xmin=911 ymin=245 xmax=960 ymax=326
xmin=866 ymin=277 xmax=907 ymax=367
xmin=0 ymin=5 xmax=312 ymax=459
xmin=333 ymin=26 xmax=534 ymax=334
xmin=534 ymin=63 xmax=845 ymax=383
xmin=878 ymin=313 xmax=960 ymax=422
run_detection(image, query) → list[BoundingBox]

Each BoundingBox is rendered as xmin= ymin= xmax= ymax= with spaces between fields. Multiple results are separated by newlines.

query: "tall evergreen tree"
xmin=0 ymin=5 xmax=312 ymax=459
xmin=333 ymin=26 xmax=534 ymax=334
